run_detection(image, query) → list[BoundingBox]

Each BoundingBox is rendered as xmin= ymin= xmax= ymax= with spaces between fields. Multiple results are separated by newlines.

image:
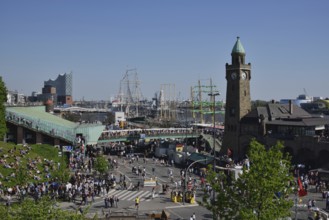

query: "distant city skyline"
xmin=1 ymin=1 xmax=329 ymax=102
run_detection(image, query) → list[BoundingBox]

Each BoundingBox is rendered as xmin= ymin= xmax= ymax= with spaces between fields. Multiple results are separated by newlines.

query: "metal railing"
xmin=6 ymin=111 xmax=76 ymax=143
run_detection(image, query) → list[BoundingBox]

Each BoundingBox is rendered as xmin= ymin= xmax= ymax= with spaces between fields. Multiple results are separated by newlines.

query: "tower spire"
xmin=231 ymin=36 xmax=245 ymax=54
xmin=231 ymin=37 xmax=246 ymax=65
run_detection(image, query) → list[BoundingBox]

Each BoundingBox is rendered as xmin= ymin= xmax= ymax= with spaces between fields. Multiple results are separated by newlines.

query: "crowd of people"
xmin=99 ymin=126 xmax=226 ymax=140
xmin=0 ymin=144 xmax=61 ymax=200
xmin=0 ymin=142 xmax=126 ymax=210
xmin=99 ymin=127 xmax=195 ymax=140
xmin=296 ymin=168 xmax=329 ymax=195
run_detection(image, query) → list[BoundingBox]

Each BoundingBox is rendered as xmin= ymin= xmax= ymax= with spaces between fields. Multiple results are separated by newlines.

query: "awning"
xmin=188 ymin=152 xmax=214 ymax=165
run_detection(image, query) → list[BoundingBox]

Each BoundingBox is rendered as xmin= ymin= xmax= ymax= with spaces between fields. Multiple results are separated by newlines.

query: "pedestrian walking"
xmin=135 ymin=196 xmax=140 ymax=210
xmin=193 ymin=212 xmax=196 ymax=220
xmin=110 ymin=196 xmax=114 ymax=207
xmin=307 ymin=199 xmax=312 ymax=210
xmin=87 ymin=194 xmax=92 ymax=205
xmin=152 ymin=187 xmax=155 ymax=199
xmin=104 ymin=196 xmax=109 ymax=208
xmin=68 ymin=190 xmax=73 ymax=202
xmin=91 ymin=191 xmax=95 ymax=203
xmin=114 ymin=196 xmax=119 ymax=207
xmin=311 ymin=198 xmax=316 ymax=207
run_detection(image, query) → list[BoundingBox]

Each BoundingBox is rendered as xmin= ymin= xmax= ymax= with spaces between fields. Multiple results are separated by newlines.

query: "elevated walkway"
xmin=98 ymin=128 xmax=200 ymax=143
xmin=97 ymin=133 xmax=198 ymax=143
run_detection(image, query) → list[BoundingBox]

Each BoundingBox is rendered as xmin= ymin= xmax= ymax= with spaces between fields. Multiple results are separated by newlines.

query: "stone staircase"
xmin=202 ymin=132 xmax=222 ymax=152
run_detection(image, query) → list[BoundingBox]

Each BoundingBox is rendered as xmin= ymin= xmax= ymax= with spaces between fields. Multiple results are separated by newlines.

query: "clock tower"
xmin=222 ymin=37 xmax=251 ymax=159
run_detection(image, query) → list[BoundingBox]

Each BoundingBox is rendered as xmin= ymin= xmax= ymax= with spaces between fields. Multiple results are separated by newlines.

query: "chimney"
xmin=289 ymin=100 xmax=293 ymax=114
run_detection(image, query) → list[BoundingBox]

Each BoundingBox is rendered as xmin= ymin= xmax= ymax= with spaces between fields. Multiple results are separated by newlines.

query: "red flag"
xmin=298 ymin=177 xmax=307 ymax=197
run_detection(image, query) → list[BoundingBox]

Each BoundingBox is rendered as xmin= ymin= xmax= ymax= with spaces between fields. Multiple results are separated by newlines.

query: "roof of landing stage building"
xmin=6 ymin=106 xmax=105 ymax=145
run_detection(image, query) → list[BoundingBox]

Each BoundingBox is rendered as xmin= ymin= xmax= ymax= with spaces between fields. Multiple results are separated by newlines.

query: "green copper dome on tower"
xmin=231 ymin=37 xmax=245 ymax=54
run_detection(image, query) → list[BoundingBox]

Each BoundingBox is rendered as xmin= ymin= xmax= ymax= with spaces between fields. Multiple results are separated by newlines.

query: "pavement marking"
xmin=135 ymin=191 xmax=151 ymax=201
xmin=127 ymin=190 xmax=147 ymax=200
xmin=112 ymin=190 xmax=129 ymax=197
xmin=120 ymin=190 xmax=141 ymax=200
xmin=165 ymin=203 xmax=199 ymax=209
xmin=89 ymin=189 xmax=158 ymax=205
xmin=115 ymin=190 xmax=132 ymax=199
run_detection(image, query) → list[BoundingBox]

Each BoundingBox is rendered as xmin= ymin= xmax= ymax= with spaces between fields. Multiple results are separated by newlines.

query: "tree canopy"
xmin=0 ymin=196 xmax=89 ymax=220
xmin=0 ymin=76 xmax=7 ymax=139
xmin=52 ymin=159 xmax=71 ymax=183
xmin=203 ymin=139 xmax=294 ymax=220
xmin=94 ymin=155 xmax=109 ymax=175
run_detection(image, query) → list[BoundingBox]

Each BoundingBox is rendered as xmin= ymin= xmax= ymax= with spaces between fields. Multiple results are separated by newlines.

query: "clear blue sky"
xmin=1 ymin=0 xmax=329 ymax=102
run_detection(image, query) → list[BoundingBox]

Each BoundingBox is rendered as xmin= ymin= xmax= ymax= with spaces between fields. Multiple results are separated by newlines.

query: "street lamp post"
xmin=184 ymin=101 xmax=188 ymax=165
xmin=208 ymin=92 xmax=219 ymax=157
xmin=183 ymin=158 xmax=208 ymax=205
xmin=208 ymin=92 xmax=219 ymax=220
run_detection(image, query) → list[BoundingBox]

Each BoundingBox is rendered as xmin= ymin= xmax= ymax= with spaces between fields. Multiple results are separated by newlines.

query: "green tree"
xmin=0 ymin=76 xmax=7 ymax=139
xmin=53 ymin=159 xmax=71 ymax=183
xmin=251 ymin=100 xmax=268 ymax=110
xmin=0 ymin=196 xmax=89 ymax=220
xmin=94 ymin=155 xmax=109 ymax=176
xmin=203 ymin=139 xmax=294 ymax=220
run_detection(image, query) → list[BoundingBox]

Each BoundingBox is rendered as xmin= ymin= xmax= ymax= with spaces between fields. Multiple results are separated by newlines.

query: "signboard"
xmin=144 ymin=179 xmax=156 ymax=187
xmin=62 ymin=145 xmax=73 ymax=152
xmin=176 ymin=144 xmax=184 ymax=152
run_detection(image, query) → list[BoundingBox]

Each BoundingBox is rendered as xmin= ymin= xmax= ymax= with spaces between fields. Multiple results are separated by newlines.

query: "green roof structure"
xmin=6 ymin=106 xmax=105 ymax=145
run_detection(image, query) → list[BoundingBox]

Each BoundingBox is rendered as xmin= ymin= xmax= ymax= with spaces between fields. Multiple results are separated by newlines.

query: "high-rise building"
xmin=44 ymin=72 xmax=73 ymax=105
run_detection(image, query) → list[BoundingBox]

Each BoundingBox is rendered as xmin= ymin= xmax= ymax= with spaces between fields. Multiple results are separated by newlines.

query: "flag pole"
xmin=294 ymin=167 xmax=299 ymax=220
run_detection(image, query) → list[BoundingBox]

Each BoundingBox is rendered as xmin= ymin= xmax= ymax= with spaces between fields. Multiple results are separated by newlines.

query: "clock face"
xmin=231 ymin=72 xmax=237 ymax=80
xmin=241 ymin=72 xmax=247 ymax=80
